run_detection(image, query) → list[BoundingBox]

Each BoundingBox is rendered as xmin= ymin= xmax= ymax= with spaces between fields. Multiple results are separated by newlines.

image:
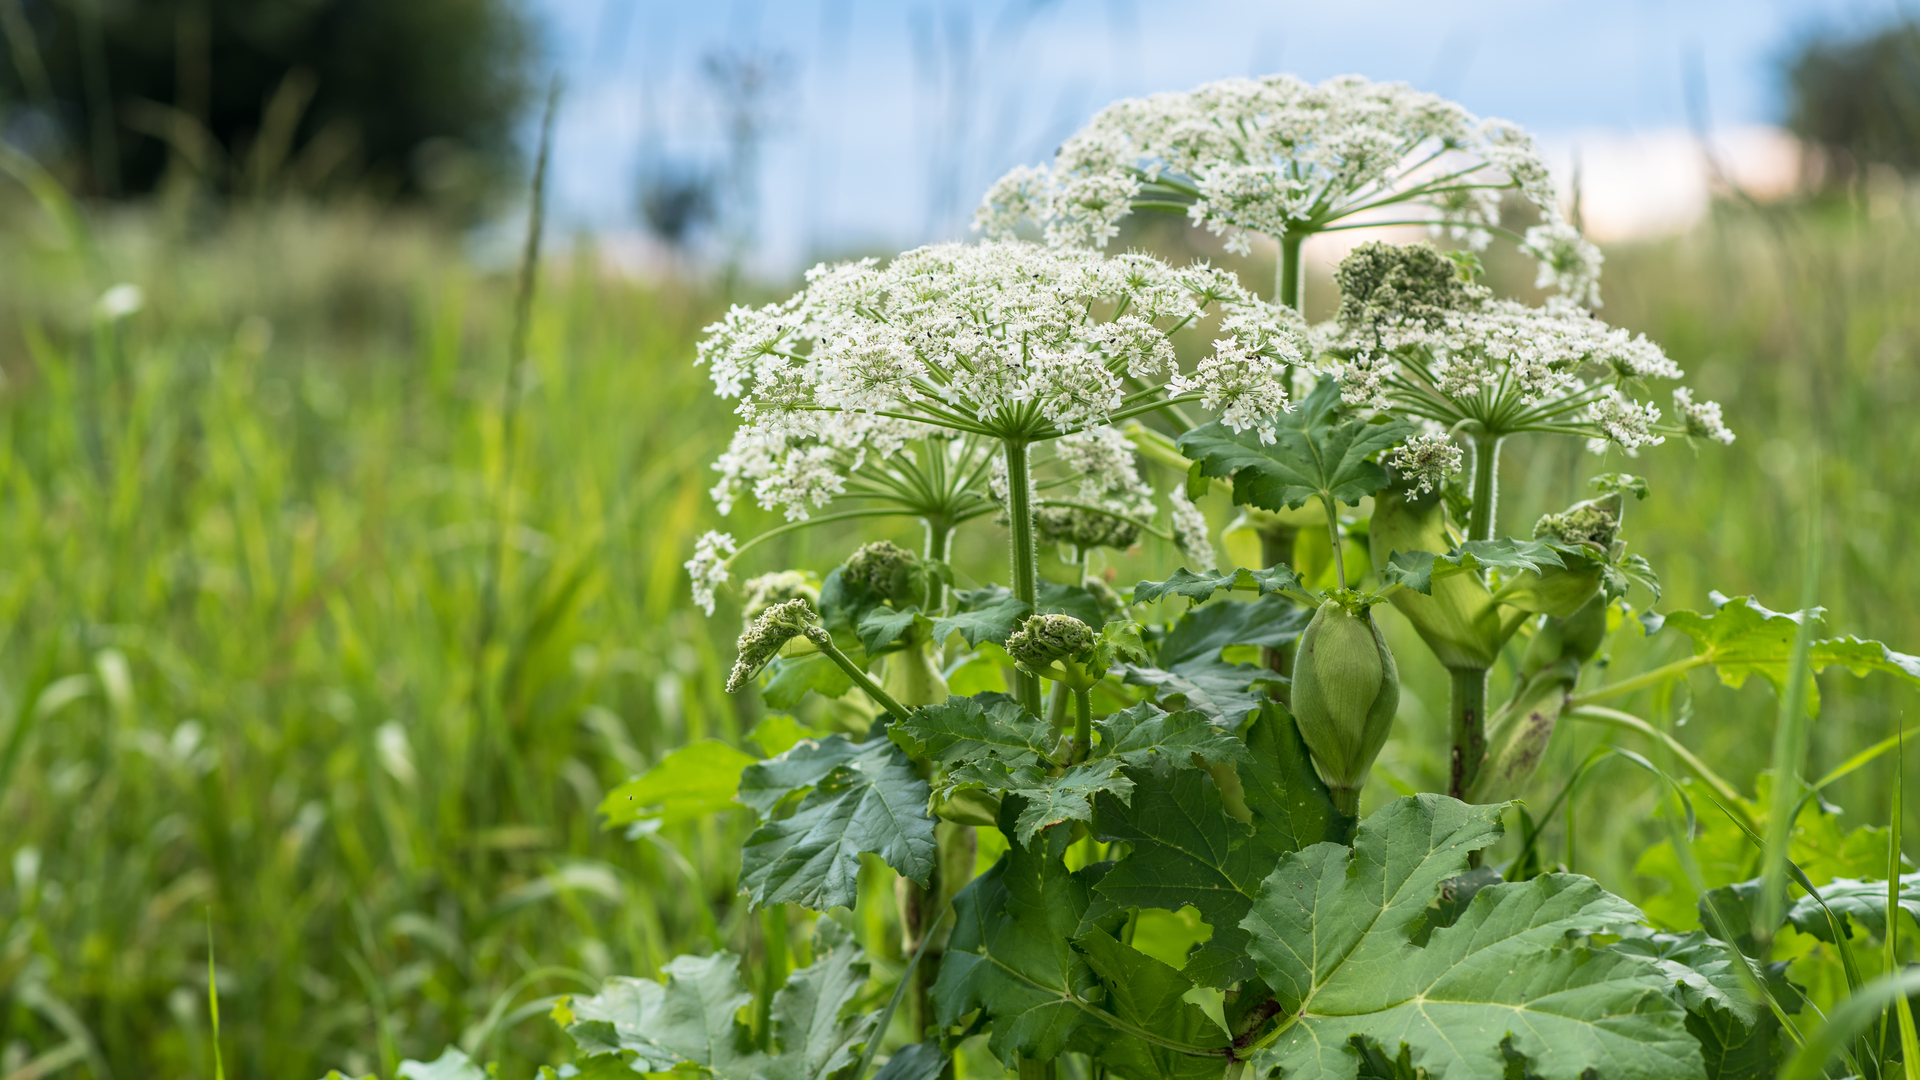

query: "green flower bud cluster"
xmin=1290 ymin=599 xmax=1400 ymax=814
xmin=727 ymin=599 xmax=821 ymax=693
xmin=844 ymin=540 xmax=929 ymax=608
xmin=1035 ymin=505 xmax=1140 ymax=552
xmin=1532 ymin=494 xmax=1622 ymax=550
xmin=1334 ymin=240 xmax=1490 ymax=336
xmin=1006 ymin=614 xmax=1101 ymax=690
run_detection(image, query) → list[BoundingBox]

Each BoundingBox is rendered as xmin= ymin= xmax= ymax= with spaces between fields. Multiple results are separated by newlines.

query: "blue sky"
xmin=531 ymin=0 xmax=1900 ymax=270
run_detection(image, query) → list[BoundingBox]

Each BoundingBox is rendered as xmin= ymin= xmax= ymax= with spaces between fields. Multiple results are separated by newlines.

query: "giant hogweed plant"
xmin=394 ymin=76 xmax=1920 ymax=1080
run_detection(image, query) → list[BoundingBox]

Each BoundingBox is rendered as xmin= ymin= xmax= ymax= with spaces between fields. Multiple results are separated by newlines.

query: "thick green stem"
xmin=758 ymin=906 xmax=788 ymax=1047
xmin=1003 ymin=439 xmax=1043 ymax=714
xmin=1467 ymin=433 xmax=1503 ymax=542
xmin=1277 ymin=231 xmax=1305 ymax=312
xmin=1319 ymin=495 xmax=1346 ymax=587
xmin=1450 ymin=667 xmax=1489 ymax=800
xmin=923 ymin=515 xmax=953 ymax=613
xmin=1074 ymin=687 xmax=1092 ymax=764
xmin=809 ymin=631 xmax=911 ymax=726
xmin=1259 ymin=525 xmax=1298 ymax=689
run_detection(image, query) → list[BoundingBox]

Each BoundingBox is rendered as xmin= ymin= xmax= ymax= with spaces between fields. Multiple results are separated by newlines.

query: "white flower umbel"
xmin=1387 ymin=432 xmax=1465 ymax=495
xmin=977 ymin=73 xmax=1594 ymax=309
xmin=1168 ymin=486 xmax=1217 ymax=571
xmin=686 ymin=531 xmax=737 ymax=615
xmin=1323 ymin=241 xmax=1731 ymax=541
xmin=695 ymin=239 xmax=1303 ymax=710
xmin=1672 ymin=387 xmax=1735 ymax=445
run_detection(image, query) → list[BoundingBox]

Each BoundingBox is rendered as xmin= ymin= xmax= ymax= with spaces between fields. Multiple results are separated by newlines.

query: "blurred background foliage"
xmin=0 ymin=0 xmax=532 ymax=211
xmin=0 ymin=3 xmax=1918 ymax=1079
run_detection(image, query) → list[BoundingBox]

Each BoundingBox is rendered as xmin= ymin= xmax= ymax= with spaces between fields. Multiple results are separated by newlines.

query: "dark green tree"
xmin=1785 ymin=17 xmax=1920 ymax=178
xmin=0 ymin=0 xmax=533 ymax=202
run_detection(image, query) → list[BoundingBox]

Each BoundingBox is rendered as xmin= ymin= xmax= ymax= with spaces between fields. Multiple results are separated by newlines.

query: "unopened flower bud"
xmin=727 ymin=599 xmax=818 ymax=694
xmin=1036 ymin=505 xmax=1140 ymax=552
xmin=1006 ymin=614 xmax=1101 ymax=690
xmin=844 ymin=541 xmax=928 ymax=608
xmin=1290 ymin=599 xmax=1400 ymax=813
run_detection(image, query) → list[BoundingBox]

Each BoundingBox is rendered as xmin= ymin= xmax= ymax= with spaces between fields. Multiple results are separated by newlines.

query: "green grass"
xmin=0 ymin=191 xmax=1918 ymax=1078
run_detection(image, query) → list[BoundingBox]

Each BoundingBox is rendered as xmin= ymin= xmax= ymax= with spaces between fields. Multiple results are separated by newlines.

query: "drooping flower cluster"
xmin=1387 ymin=432 xmax=1465 ymax=495
xmin=976 ymin=73 xmax=1601 ymax=306
xmin=1321 ymin=242 xmax=1729 ymax=456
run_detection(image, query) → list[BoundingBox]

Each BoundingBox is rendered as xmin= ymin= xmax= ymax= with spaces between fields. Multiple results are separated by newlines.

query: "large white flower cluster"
xmin=699 ymin=240 xmax=1303 ymax=452
xmin=1321 ymin=243 xmax=1729 ymax=457
xmin=976 ymin=73 xmax=1602 ymax=307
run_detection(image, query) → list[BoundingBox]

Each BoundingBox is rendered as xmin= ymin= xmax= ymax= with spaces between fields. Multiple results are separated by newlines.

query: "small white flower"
xmin=685 ymin=531 xmax=738 ymax=615
xmin=1672 ymin=388 xmax=1735 ymax=445
xmin=1520 ymin=220 xmax=1605 ymax=308
xmin=1168 ymin=487 xmax=1216 ymax=571
xmin=96 ymin=283 xmax=144 ymax=320
xmin=1585 ymin=391 xmax=1665 ymax=456
xmin=1388 ymin=433 xmax=1464 ymax=495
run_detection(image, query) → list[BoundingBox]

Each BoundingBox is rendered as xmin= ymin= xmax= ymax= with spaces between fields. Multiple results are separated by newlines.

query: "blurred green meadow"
xmin=1 ymin=186 xmax=1918 ymax=1078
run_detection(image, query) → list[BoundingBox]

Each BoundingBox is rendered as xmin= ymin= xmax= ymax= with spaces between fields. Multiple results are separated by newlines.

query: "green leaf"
xmin=762 ymin=653 xmax=854 ymax=709
xmin=737 ymin=736 xmax=936 ymax=910
xmin=945 ymin=759 xmax=1134 ymax=844
xmin=567 ymin=922 xmax=875 ymax=1080
xmin=1091 ymin=764 xmax=1278 ymax=988
xmin=858 ymin=606 xmax=922 ymax=653
xmin=1611 ymin=930 xmax=1762 ymax=1026
xmin=757 ymin=921 xmax=877 ymax=1080
xmin=1685 ymin=1004 xmax=1778 ymax=1080
xmin=1176 ymin=377 xmax=1414 ymax=513
xmin=750 ymin=715 xmax=829 ymax=758
xmin=932 ymin=817 xmax=1109 ymax=1064
xmin=1380 ymin=540 xmax=1573 ymax=596
xmin=1132 ymin=565 xmax=1308 ymax=605
xmin=891 ymin=694 xmax=1054 ymax=768
xmin=934 ymin=587 xmax=1032 ymax=647
xmin=870 ymin=1043 xmax=947 ymax=1080
xmin=599 ymin=741 xmax=756 ymax=826
xmin=1592 ymin=472 xmax=1650 ymax=501
xmin=396 ymin=1049 xmax=486 ymax=1080
xmin=1242 ymin=795 xmax=1700 ymax=1080
xmin=1237 ymin=702 xmax=1349 ymax=852
xmin=1155 ymin=594 xmax=1311 ymax=668
xmin=1650 ymin=592 xmax=1920 ymax=715
xmin=1095 ymin=703 xmax=1251 ymax=768
xmin=1785 ymin=872 xmax=1920 ymax=942
xmin=566 ymin=952 xmax=758 ymax=1074
xmin=1070 ymin=927 xmax=1229 ymax=1079
xmin=1121 ymin=656 xmax=1275 ymax=729
xmin=1038 ymin=581 xmax=1107 ymax=626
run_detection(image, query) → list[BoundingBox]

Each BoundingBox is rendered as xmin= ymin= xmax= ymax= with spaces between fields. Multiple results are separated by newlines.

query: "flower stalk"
xmin=1003 ymin=439 xmax=1044 ymax=713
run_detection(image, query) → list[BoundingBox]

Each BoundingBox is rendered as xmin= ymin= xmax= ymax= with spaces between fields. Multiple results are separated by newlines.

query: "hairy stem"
xmin=809 ymin=631 xmax=911 ymax=727
xmin=1259 ymin=525 xmax=1298 ymax=690
xmin=1074 ymin=687 xmax=1092 ymax=764
xmin=1450 ymin=667 xmax=1489 ymax=800
xmin=1319 ymin=495 xmax=1346 ymax=588
xmin=923 ymin=515 xmax=953 ymax=613
xmin=1277 ymin=231 xmax=1305 ymax=312
xmin=1467 ymin=432 xmax=1503 ymax=542
xmin=1003 ymin=439 xmax=1043 ymax=713
xmin=1565 ymin=655 xmax=1709 ymax=710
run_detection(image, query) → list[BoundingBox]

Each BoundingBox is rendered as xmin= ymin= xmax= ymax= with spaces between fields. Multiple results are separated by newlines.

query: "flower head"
xmin=979 ymin=73 xmax=1597 ymax=302
xmin=1672 ymin=387 xmax=1735 ymax=445
xmin=1388 ymin=432 xmax=1464 ymax=495
xmin=727 ymin=599 xmax=819 ymax=693
xmin=686 ymin=531 xmax=738 ymax=615
xmin=740 ymin=571 xmax=820 ymax=624
xmin=1005 ymin=613 xmax=1096 ymax=672
xmin=1169 ymin=487 xmax=1216 ymax=571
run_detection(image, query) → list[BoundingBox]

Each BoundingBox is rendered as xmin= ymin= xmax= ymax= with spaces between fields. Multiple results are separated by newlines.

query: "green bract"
xmin=1289 ymin=600 xmax=1399 ymax=813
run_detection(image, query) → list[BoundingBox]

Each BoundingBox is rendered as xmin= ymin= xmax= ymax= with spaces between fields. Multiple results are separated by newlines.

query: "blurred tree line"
xmin=0 ymin=0 xmax=532 ymax=211
xmin=1786 ymin=15 xmax=1920 ymax=182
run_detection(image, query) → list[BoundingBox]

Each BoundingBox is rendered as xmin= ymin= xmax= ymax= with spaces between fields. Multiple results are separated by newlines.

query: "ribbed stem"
xmin=1278 ymin=231 xmax=1305 ymax=312
xmin=1003 ymin=439 xmax=1042 ymax=714
xmin=1259 ymin=525 xmax=1298 ymax=691
xmin=1467 ymin=433 xmax=1503 ymax=542
xmin=923 ymin=515 xmax=953 ymax=612
xmin=1450 ymin=667 xmax=1489 ymax=800
xmin=1074 ymin=687 xmax=1092 ymax=764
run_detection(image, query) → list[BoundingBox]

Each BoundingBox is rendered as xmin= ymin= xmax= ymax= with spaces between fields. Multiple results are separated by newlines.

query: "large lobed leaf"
xmin=1646 ymin=591 xmax=1920 ymax=715
xmin=1242 ymin=795 xmax=1702 ymax=1080
xmin=1133 ymin=565 xmax=1309 ymax=605
xmin=567 ymin=921 xmax=874 ymax=1080
xmin=1175 ymin=377 xmax=1413 ymax=514
xmin=736 ymin=735 xmax=936 ymax=910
